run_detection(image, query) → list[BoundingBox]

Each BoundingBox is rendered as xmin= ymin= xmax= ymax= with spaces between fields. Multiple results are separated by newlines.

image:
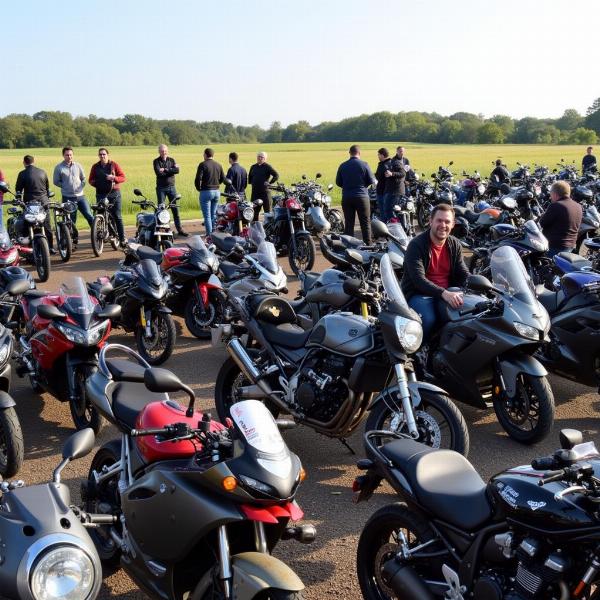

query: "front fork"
xmin=394 ymin=363 xmax=419 ymax=438
xmin=139 ymin=305 xmax=152 ymax=337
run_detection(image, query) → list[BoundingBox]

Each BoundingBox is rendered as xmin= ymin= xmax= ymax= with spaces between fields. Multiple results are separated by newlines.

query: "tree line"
xmin=1 ymin=99 xmax=600 ymax=149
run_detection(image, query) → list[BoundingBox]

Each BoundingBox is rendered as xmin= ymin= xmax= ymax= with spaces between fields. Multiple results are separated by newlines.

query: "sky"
xmin=1 ymin=0 xmax=599 ymax=128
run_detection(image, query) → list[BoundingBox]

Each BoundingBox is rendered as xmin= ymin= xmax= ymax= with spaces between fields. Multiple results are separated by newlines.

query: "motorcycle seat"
xmin=24 ymin=289 xmax=47 ymax=298
xmin=211 ymin=232 xmax=243 ymax=254
xmin=111 ymin=382 xmax=168 ymax=431
xmin=453 ymin=206 xmax=479 ymax=223
xmin=381 ymin=439 xmax=491 ymax=531
xmin=106 ymin=358 xmax=146 ymax=383
xmin=556 ymin=252 xmax=592 ymax=269
xmin=220 ymin=260 xmax=247 ymax=281
xmin=338 ymin=234 xmax=364 ymax=248
xmin=261 ymin=322 xmax=311 ymax=349
xmin=536 ymin=287 xmax=564 ymax=315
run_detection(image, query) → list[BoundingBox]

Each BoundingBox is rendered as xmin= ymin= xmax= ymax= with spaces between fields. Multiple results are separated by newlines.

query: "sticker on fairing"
xmin=230 ymin=400 xmax=286 ymax=455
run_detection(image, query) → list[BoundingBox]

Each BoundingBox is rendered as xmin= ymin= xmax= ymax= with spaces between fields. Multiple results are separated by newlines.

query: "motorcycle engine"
xmin=294 ymin=355 xmax=350 ymax=422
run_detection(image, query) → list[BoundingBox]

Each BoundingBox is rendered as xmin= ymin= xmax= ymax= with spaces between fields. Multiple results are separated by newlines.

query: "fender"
xmin=0 ymin=390 xmax=16 ymax=409
xmin=198 ymin=275 xmax=223 ymax=306
xmin=368 ymin=380 xmax=449 ymax=411
xmin=191 ymin=552 xmax=303 ymax=600
xmin=498 ymin=351 xmax=548 ymax=397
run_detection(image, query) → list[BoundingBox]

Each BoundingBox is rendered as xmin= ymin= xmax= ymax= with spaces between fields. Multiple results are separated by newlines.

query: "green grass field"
xmin=0 ymin=142 xmax=587 ymax=226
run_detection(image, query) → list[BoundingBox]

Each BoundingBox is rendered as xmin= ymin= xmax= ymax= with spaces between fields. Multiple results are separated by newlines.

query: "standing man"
xmin=395 ymin=146 xmax=411 ymax=169
xmin=153 ymin=144 xmax=188 ymax=237
xmin=539 ymin=181 xmax=583 ymax=257
xmin=53 ymin=147 xmax=94 ymax=246
xmin=335 ymin=144 xmax=376 ymax=244
xmin=248 ymin=151 xmax=278 ymax=221
xmin=384 ymin=151 xmax=406 ymax=221
xmin=226 ymin=152 xmax=247 ymax=197
xmin=374 ymin=148 xmax=391 ymax=220
xmin=88 ymin=148 xmax=127 ymax=246
xmin=401 ymin=204 xmax=470 ymax=340
xmin=15 ymin=155 xmax=55 ymax=252
xmin=194 ymin=148 xmax=225 ymax=235
xmin=582 ymin=146 xmax=597 ymax=173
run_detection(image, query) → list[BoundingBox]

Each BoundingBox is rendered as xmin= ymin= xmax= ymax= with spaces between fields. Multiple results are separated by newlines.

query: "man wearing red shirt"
xmin=89 ymin=147 xmax=127 ymax=245
xmin=401 ymin=204 xmax=470 ymax=338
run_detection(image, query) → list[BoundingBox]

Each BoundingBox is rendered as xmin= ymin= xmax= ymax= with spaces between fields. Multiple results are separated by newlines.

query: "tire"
xmin=69 ymin=367 xmax=103 ymax=434
xmin=85 ymin=440 xmax=122 ymax=566
xmin=135 ymin=310 xmax=176 ymax=365
xmin=91 ymin=215 xmax=105 ymax=257
xmin=417 ymin=202 xmax=431 ymax=229
xmin=33 ymin=237 xmax=51 ymax=282
xmin=158 ymin=240 xmax=172 ymax=252
xmin=289 ymin=233 xmax=315 ymax=275
xmin=57 ymin=222 xmax=72 ymax=262
xmin=0 ymin=406 xmax=24 ymax=478
xmin=357 ymin=503 xmax=438 ymax=600
xmin=108 ymin=216 xmax=120 ymax=250
xmin=184 ymin=290 xmax=225 ymax=340
xmin=365 ymin=389 xmax=470 ymax=456
xmin=493 ymin=374 xmax=555 ymax=444
xmin=215 ymin=356 xmax=280 ymax=422
xmin=328 ymin=209 xmax=345 ymax=234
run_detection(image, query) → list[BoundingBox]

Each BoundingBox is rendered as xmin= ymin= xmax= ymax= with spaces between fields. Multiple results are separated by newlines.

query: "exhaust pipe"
xmin=226 ymin=338 xmax=273 ymax=396
xmin=382 ymin=559 xmax=434 ymax=600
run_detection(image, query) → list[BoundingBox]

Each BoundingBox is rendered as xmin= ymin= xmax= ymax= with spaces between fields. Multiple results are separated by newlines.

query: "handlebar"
xmin=458 ymin=300 xmax=493 ymax=317
xmin=538 ymin=470 xmax=565 ymax=486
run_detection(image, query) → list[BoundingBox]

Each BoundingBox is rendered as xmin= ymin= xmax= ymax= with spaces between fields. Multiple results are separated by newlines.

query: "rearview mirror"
xmin=302 ymin=174 xmax=307 ymax=180
xmin=96 ymin=303 xmax=121 ymax=319
xmin=223 ymin=178 xmax=232 ymax=186
xmin=466 ymin=274 xmax=493 ymax=293
xmin=48 ymin=191 xmax=55 ymax=198
xmin=316 ymin=173 xmax=322 ymax=178
xmin=133 ymin=188 xmax=144 ymax=197
xmin=62 ymin=428 xmax=95 ymax=461
xmin=0 ymin=181 xmax=10 ymax=194
xmin=327 ymin=183 xmax=334 ymax=191
xmin=37 ymin=304 xmax=67 ymax=320
xmin=560 ymin=428 xmax=583 ymax=449
xmin=449 ymin=161 xmax=454 ymax=166
xmin=6 ymin=279 xmax=30 ymax=296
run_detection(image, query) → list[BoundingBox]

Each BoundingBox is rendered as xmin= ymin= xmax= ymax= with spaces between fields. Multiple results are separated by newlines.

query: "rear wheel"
xmin=184 ymin=290 xmax=225 ymax=339
xmin=0 ymin=406 xmax=24 ymax=478
xmin=135 ymin=310 xmax=176 ymax=365
xmin=108 ymin=215 xmax=120 ymax=250
xmin=91 ymin=215 xmax=105 ymax=256
xmin=33 ymin=236 xmax=51 ymax=282
xmin=289 ymin=233 xmax=315 ymax=275
xmin=69 ymin=368 xmax=103 ymax=434
xmin=57 ymin=222 xmax=72 ymax=262
xmin=494 ymin=373 xmax=554 ymax=444
xmin=417 ymin=202 xmax=431 ymax=229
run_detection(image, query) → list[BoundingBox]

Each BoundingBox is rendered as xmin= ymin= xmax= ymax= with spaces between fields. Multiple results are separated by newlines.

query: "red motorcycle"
xmin=214 ymin=186 xmax=263 ymax=237
xmin=15 ymin=276 xmax=121 ymax=433
xmin=0 ymin=230 xmax=32 ymax=268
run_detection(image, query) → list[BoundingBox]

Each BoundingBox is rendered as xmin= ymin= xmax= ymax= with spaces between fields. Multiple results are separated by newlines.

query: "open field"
xmin=0 ymin=142 xmax=588 ymax=225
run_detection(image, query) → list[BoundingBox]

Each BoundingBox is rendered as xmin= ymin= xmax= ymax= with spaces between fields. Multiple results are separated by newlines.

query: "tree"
xmin=265 ymin=121 xmax=283 ymax=143
xmin=556 ymin=109 xmax=583 ymax=131
xmin=567 ymin=127 xmax=598 ymax=144
xmin=477 ymin=122 xmax=505 ymax=144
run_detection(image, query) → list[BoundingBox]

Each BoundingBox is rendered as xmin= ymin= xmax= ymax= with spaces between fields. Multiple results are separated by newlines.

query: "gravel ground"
xmin=2 ymin=221 xmax=599 ymax=600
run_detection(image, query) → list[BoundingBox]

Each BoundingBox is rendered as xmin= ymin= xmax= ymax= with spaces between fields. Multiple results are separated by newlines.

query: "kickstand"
xmin=339 ymin=437 xmax=355 ymax=455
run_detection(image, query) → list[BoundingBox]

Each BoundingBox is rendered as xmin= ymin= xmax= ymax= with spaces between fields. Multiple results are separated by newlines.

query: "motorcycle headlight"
xmin=405 ymin=200 xmax=415 ymax=211
xmin=238 ymin=474 xmax=278 ymax=497
xmin=424 ymin=187 xmax=433 ymax=196
xmin=0 ymin=338 xmax=12 ymax=367
xmin=242 ymin=206 xmax=255 ymax=221
xmin=25 ymin=214 xmax=37 ymax=223
xmin=394 ymin=316 xmax=423 ymax=354
xmin=157 ymin=209 xmax=170 ymax=225
xmin=514 ymin=321 xmax=539 ymax=340
xmin=313 ymin=191 xmax=322 ymax=202
xmin=30 ymin=545 xmax=96 ymax=600
xmin=323 ymin=195 xmax=332 ymax=205
xmin=55 ymin=320 xmax=108 ymax=346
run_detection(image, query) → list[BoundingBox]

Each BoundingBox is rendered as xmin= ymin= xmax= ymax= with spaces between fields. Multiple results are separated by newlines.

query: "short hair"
xmin=257 ymin=151 xmax=267 ymax=159
xmin=62 ymin=146 xmax=73 ymax=155
xmin=431 ymin=203 xmax=455 ymax=221
xmin=396 ymin=146 xmax=405 ymax=151
xmin=378 ymin=147 xmax=389 ymax=158
xmin=204 ymin=148 xmax=214 ymax=158
xmin=587 ymin=146 xmax=593 ymax=151
xmin=229 ymin=152 xmax=238 ymax=161
xmin=495 ymin=159 xmax=502 ymax=166
xmin=98 ymin=147 xmax=109 ymax=155
xmin=23 ymin=155 xmax=34 ymax=165
xmin=158 ymin=144 xmax=168 ymax=151
xmin=550 ymin=181 xmax=571 ymax=198
xmin=349 ymin=144 xmax=360 ymax=155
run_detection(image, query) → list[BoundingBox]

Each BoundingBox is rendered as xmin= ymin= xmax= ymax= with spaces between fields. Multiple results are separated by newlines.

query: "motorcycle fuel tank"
xmin=307 ymin=313 xmax=374 ymax=356
xmin=305 ymin=270 xmax=352 ymax=308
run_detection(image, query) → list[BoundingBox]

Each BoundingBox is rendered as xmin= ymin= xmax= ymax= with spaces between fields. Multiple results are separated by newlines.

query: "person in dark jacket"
xmin=490 ymin=159 xmax=510 ymax=183
xmin=582 ymin=146 xmax=597 ymax=173
xmin=374 ymin=148 xmax=391 ymax=220
xmin=226 ymin=152 xmax=247 ymax=197
xmin=153 ymin=144 xmax=188 ymax=237
xmin=248 ymin=151 xmax=278 ymax=221
xmin=401 ymin=203 xmax=470 ymax=339
xmin=336 ymin=145 xmax=376 ymax=243
xmin=539 ymin=181 xmax=583 ymax=257
xmin=383 ymin=154 xmax=406 ymax=221
xmin=194 ymin=148 xmax=225 ymax=235
xmin=395 ymin=146 xmax=410 ymax=168
xmin=15 ymin=155 xmax=55 ymax=252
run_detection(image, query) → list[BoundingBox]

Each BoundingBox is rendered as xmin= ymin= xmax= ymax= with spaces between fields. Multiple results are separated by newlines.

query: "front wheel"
xmin=417 ymin=202 xmax=431 ymax=229
xmin=289 ymin=233 xmax=315 ymax=275
xmin=0 ymin=406 xmax=24 ymax=478
xmin=192 ymin=571 xmax=304 ymax=600
xmin=327 ymin=208 xmax=345 ymax=234
xmin=91 ymin=215 xmax=105 ymax=257
xmin=135 ymin=310 xmax=176 ymax=365
xmin=57 ymin=222 xmax=72 ymax=262
xmin=69 ymin=368 xmax=103 ymax=433
xmin=357 ymin=503 xmax=438 ymax=600
xmin=365 ymin=388 xmax=470 ymax=456
xmin=493 ymin=373 xmax=554 ymax=444
xmin=108 ymin=215 xmax=120 ymax=250
xmin=184 ymin=290 xmax=225 ymax=339
xmin=33 ymin=236 xmax=51 ymax=282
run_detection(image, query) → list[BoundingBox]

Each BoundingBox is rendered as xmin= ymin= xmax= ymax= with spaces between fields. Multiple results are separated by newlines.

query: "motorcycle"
xmin=413 ymin=177 xmax=436 ymax=229
xmin=214 ymin=184 xmax=263 ymax=237
xmin=214 ymin=253 xmax=469 ymax=455
xmin=456 ymin=170 xmax=486 ymax=206
xmin=572 ymin=185 xmax=600 ymax=253
xmin=0 ymin=230 xmax=30 ymax=268
xmin=354 ymin=427 xmax=600 ymax=600
xmin=1 ymin=182 xmax=53 ymax=282
xmin=90 ymin=194 xmax=120 ymax=257
xmin=15 ymin=276 xmax=120 ymax=433
xmin=294 ymin=174 xmax=343 ymax=235
xmin=82 ymin=343 xmax=314 ymax=600
xmin=418 ymin=245 xmax=554 ymax=444
xmin=132 ymin=188 xmax=179 ymax=251
xmin=0 ymin=428 xmax=104 ymax=600
xmin=50 ymin=198 xmax=78 ymax=262
xmin=264 ymin=183 xmax=316 ymax=274
xmin=88 ymin=247 xmax=176 ymax=365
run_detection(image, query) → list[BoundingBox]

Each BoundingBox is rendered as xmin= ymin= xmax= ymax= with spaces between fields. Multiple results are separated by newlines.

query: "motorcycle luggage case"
xmin=248 ymin=295 xmax=297 ymax=325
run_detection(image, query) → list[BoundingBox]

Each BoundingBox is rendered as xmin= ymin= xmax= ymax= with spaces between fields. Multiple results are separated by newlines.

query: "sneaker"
xmin=177 ymin=230 xmax=190 ymax=237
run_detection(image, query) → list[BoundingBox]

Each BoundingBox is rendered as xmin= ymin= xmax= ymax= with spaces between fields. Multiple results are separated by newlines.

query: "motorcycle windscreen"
xmin=248 ymin=222 xmax=266 ymax=247
xmin=489 ymin=245 xmax=538 ymax=305
xmin=230 ymin=400 xmax=292 ymax=478
xmin=380 ymin=253 xmax=409 ymax=309
xmin=135 ymin=258 xmax=164 ymax=286
xmin=59 ymin=276 xmax=97 ymax=328
xmin=0 ymin=230 xmax=11 ymax=250
xmin=186 ymin=235 xmax=219 ymax=270
xmin=255 ymin=241 xmax=279 ymax=274
xmin=387 ymin=222 xmax=409 ymax=248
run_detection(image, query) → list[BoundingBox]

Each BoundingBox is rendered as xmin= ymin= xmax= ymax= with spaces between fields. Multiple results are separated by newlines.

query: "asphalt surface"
xmin=2 ymin=221 xmax=599 ymax=600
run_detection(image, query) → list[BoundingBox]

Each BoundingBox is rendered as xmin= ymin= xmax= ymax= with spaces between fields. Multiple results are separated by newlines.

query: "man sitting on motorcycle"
xmin=539 ymin=180 xmax=582 ymax=257
xmin=401 ymin=203 xmax=470 ymax=339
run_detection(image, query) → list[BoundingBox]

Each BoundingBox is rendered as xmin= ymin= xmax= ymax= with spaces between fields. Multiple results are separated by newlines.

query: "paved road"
xmin=3 ymin=223 xmax=599 ymax=600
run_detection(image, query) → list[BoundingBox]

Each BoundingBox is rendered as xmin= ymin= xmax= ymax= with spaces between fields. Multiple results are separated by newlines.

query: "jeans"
xmin=157 ymin=185 xmax=183 ymax=231
xmin=342 ymin=196 xmax=372 ymax=244
xmin=376 ymin=193 xmax=385 ymax=220
xmin=384 ymin=193 xmax=401 ymax=222
xmin=408 ymin=295 xmax=438 ymax=341
xmin=63 ymin=196 xmax=93 ymax=243
xmin=97 ymin=191 xmax=125 ymax=243
xmin=547 ymin=246 xmax=575 ymax=258
xmin=200 ymin=189 xmax=220 ymax=234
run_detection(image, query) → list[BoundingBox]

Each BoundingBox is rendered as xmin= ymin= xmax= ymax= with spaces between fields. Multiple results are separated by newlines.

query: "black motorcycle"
xmin=355 ymin=427 xmax=600 ymax=600
xmin=90 ymin=194 xmax=120 ymax=256
xmin=132 ymin=188 xmax=179 ymax=251
xmin=294 ymin=174 xmax=343 ymax=235
xmin=88 ymin=247 xmax=176 ymax=365
xmin=264 ymin=183 xmax=316 ymax=274
xmin=50 ymin=198 xmax=77 ymax=262
xmin=214 ymin=253 xmax=469 ymax=455
xmin=419 ymin=245 xmax=554 ymax=444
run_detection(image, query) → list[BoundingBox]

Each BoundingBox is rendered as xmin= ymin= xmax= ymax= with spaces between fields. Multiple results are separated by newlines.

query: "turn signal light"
xmin=222 ymin=476 xmax=237 ymax=491
xmin=299 ymin=467 xmax=307 ymax=482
